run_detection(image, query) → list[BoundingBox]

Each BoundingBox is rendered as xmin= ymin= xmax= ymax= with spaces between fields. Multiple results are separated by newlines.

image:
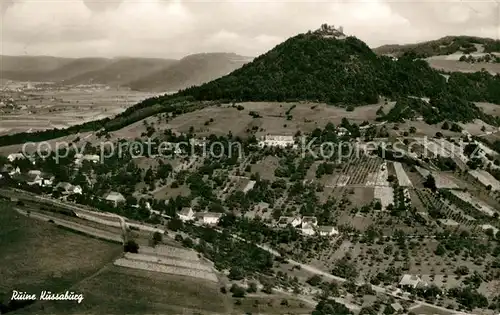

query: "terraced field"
xmin=114 ymin=245 xmax=218 ymax=282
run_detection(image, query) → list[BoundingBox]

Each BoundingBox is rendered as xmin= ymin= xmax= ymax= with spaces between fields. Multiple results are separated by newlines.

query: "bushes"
xmin=124 ymin=240 xmax=139 ymax=253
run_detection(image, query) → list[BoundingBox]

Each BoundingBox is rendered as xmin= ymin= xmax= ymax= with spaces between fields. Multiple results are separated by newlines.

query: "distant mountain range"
xmin=0 ymin=53 xmax=253 ymax=92
xmin=2 ymin=29 xmax=500 ymax=147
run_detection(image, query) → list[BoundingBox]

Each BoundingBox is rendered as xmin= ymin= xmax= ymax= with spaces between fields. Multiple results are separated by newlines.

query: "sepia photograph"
xmin=1 ymin=0 xmax=500 ymax=314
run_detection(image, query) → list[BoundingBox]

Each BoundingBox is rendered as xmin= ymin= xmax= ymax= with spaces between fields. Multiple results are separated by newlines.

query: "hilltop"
xmin=177 ymin=32 xmax=446 ymax=105
xmin=2 ymin=27 xmax=500 ymax=146
xmin=127 ymin=53 xmax=253 ymax=92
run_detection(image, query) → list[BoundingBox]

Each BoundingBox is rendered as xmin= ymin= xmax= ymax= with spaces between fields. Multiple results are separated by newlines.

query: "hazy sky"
xmin=1 ymin=0 xmax=499 ymax=59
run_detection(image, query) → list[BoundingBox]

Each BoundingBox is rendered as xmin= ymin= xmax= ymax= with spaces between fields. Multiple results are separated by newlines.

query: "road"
xmin=14 ymin=208 xmax=122 ymax=243
xmin=4 ymin=188 xmax=473 ymax=315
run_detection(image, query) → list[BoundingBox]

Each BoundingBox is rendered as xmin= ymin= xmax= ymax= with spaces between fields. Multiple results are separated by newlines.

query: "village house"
xmin=318 ymin=225 xmax=339 ymax=236
xmin=55 ymin=182 xmax=82 ymax=195
xmin=1 ymin=164 xmax=20 ymax=176
xmin=178 ymin=207 xmax=195 ymax=222
xmin=26 ymin=170 xmax=54 ymax=187
xmin=7 ymin=153 xmax=25 ymax=162
xmin=104 ymin=191 xmax=126 ymax=206
xmin=301 ymin=223 xmax=315 ymax=236
xmin=277 ymin=216 xmax=302 ymax=228
xmin=198 ymin=212 xmax=223 ymax=225
xmin=399 ymin=274 xmax=427 ymax=290
xmin=258 ymin=135 xmax=297 ymax=149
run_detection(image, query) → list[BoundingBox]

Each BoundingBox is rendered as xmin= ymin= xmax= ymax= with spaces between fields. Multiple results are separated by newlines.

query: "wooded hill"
xmin=2 ymin=31 xmax=500 ymax=147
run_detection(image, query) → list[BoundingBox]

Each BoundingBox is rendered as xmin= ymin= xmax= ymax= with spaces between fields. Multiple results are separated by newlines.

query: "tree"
xmin=424 ymin=175 xmax=437 ymax=191
xmin=152 ymin=231 xmax=163 ymax=246
xmin=307 ymin=275 xmax=323 ymax=286
xmin=124 ymin=240 xmax=139 ymax=253
xmin=312 ymin=300 xmax=353 ymax=315
xmin=230 ymin=284 xmax=246 ymax=298
xmin=229 ymin=266 xmax=245 ymax=280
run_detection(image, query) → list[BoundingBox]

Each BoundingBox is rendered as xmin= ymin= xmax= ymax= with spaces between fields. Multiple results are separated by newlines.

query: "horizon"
xmin=2 ymin=0 xmax=500 ymax=59
xmin=2 ymin=32 xmax=500 ymax=60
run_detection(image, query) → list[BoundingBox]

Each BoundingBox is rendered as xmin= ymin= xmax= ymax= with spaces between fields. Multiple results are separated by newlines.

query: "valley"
xmin=1 ymin=26 xmax=500 ymax=315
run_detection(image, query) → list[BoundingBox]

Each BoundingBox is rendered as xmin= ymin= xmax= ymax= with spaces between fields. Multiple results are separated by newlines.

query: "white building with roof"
xmin=277 ymin=216 xmax=302 ymax=228
xmin=178 ymin=207 xmax=195 ymax=222
xmin=104 ymin=192 xmax=126 ymax=206
xmin=55 ymin=182 xmax=82 ymax=195
xmin=199 ymin=212 xmax=223 ymax=225
xmin=7 ymin=153 xmax=25 ymax=162
xmin=399 ymin=274 xmax=426 ymax=289
xmin=318 ymin=226 xmax=339 ymax=236
xmin=258 ymin=135 xmax=297 ymax=149
xmin=301 ymin=223 xmax=316 ymax=236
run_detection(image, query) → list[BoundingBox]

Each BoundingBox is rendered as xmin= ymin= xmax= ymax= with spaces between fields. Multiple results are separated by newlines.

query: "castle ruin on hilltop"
xmin=314 ymin=24 xmax=346 ymax=40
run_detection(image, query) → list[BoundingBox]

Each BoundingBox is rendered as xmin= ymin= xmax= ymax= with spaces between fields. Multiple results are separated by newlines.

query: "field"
xmin=112 ymin=101 xmax=396 ymax=139
xmin=0 ymin=201 xmax=122 ymax=309
xmin=20 ymin=266 xmax=230 ymax=315
xmin=0 ymin=84 xmax=156 ymax=135
xmin=426 ymin=58 xmax=500 ymax=74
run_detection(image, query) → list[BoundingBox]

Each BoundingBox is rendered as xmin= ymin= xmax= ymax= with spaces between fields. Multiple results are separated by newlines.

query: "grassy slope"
xmin=0 ymin=201 xmax=122 ymax=307
xmin=22 ymin=266 xmax=230 ymax=314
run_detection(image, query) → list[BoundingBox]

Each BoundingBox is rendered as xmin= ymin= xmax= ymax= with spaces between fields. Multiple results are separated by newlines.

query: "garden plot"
xmin=469 ymin=169 xmax=500 ymax=191
xmin=347 ymin=156 xmax=381 ymax=185
xmin=450 ymin=190 xmax=496 ymax=217
xmin=433 ymin=172 xmax=459 ymax=189
xmin=327 ymin=174 xmax=350 ymax=187
xmin=366 ymin=162 xmax=389 ymax=187
xmin=139 ymin=245 xmax=199 ymax=261
xmin=374 ymin=186 xmax=394 ymax=210
xmin=393 ymin=162 xmax=412 ymax=187
xmin=115 ymin=245 xmax=218 ymax=282
xmin=124 ymin=253 xmax=213 ymax=272
xmin=114 ymin=258 xmax=218 ymax=282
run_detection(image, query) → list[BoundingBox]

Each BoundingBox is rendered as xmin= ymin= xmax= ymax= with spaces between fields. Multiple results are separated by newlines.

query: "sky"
xmin=1 ymin=0 xmax=500 ymax=59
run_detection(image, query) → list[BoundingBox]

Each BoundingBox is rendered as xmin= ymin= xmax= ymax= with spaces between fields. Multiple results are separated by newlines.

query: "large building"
xmin=258 ymin=135 xmax=297 ymax=149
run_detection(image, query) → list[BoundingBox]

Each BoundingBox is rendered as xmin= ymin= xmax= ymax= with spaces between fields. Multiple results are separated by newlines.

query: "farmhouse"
xmin=301 ymin=223 xmax=315 ymax=236
xmin=178 ymin=207 xmax=195 ymax=222
xmin=7 ymin=153 xmax=25 ymax=162
xmin=55 ymin=182 xmax=82 ymax=195
xmin=198 ymin=212 xmax=223 ymax=225
xmin=399 ymin=274 xmax=427 ymax=289
xmin=26 ymin=171 xmax=54 ymax=187
xmin=1 ymin=164 xmax=20 ymax=176
xmin=318 ymin=225 xmax=339 ymax=236
xmin=277 ymin=216 xmax=302 ymax=228
xmin=104 ymin=191 xmax=126 ymax=206
xmin=337 ymin=127 xmax=349 ymax=137
xmin=258 ymin=135 xmax=296 ymax=148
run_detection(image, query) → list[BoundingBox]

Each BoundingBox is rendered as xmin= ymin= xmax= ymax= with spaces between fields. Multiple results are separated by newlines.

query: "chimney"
xmin=339 ymin=26 xmax=344 ymax=34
